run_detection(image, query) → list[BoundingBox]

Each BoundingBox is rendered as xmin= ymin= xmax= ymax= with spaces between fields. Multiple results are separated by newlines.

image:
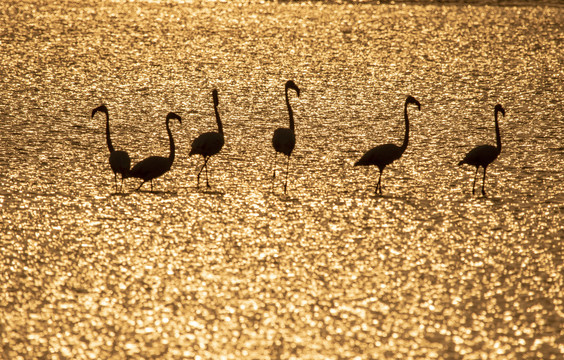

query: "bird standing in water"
xmin=129 ymin=112 xmax=182 ymax=191
xmin=458 ymin=104 xmax=505 ymax=196
xmin=91 ymin=104 xmax=131 ymax=192
xmin=355 ymin=96 xmax=421 ymax=195
xmin=272 ymin=80 xmax=300 ymax=194
xmin=189 ymin=89 xmax=224 ymax=188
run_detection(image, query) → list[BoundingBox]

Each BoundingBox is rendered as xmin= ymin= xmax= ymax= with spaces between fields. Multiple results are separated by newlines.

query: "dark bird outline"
xmin=129 ymin=112 xmax=182 ymax=192
xmin=189 ymin=89 xmax=225 ymax=188
xmin=91 ymin=104 xmax=131 ymax=192
xmin=458 ymin=104 xmax=505 ymax=196
xmin=272 ymin=80 xmax=300 ymax=194
xmin=354 ymin=96 xmax=421 ymax=195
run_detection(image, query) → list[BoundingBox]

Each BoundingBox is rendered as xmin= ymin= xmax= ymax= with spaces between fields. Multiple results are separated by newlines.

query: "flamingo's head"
xmin=91 ymin=104 xmax=108 ymax=118
xmin=285 ymin=80 xmax=300 ymax=97
xmin=166 ymin=112 xmax=182 ymax=125
xmin=406 ymin=96 xmax=421 ymax=111
xmin=495 ymin=104 xmax=505 ymax=116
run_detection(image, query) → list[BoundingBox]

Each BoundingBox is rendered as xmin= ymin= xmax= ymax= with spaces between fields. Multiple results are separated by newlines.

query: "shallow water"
xmin=1 ymin=0 xmax=563 ymax=359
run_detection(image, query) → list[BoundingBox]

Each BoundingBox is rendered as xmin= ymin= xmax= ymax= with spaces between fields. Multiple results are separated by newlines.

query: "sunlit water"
xmin=1 ymin=0 xmax=562 ymax=358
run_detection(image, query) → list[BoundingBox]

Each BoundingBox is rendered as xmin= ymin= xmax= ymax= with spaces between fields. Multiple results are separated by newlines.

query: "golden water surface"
xmin=0 ymin=0 xmax=562 ymax=358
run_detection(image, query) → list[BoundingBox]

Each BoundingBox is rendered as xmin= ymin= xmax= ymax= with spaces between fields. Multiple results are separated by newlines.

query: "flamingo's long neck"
xmin=214 ymin=101 xmax=223 ymax=136
xmin=400 ymin=101 xmax=410 ymax=152
xmin=167 ymin=118 xmax=175 ymax=165
xmin=494 ymin=109 xmax=502 ymax=153
xmin=104 ymin=110 xmax=115 ymax=153
xmin=286 ymin=87 xmax=294 ymax=132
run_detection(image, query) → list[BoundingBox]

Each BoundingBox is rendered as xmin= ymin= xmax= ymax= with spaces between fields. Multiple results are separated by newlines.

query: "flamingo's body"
xmin=458 ymin=104 xmax=505 ymax=196
xmin=272 ymin=127 xmax=295 ymax=157
xmin=91 ymin=105 xmax=131 ymax=192
xmin=272 ymin=80 xmax=300 ymax=194
xmin=129 ymin=112 xmax=182 ymax=191
xmin=190 ymin=89 xmax=224 ymax=188
xmin=354 ymin=96 xmax=421 ymax=194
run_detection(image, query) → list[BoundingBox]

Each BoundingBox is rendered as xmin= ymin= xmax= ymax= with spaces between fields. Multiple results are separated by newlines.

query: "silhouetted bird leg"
xmin=273 ymin=152 xmax=278 ymax=180
xmin=284 ymin=156 xmax=290 ymax=194
xmin=204 ymin=158 xmax=211 ymax=188
xmin=376 ymin=169 xmax=383 ymax=195
xmin=196 ymin=160 xmax=205 ymax=187
xmin=196 ymin=157 xmax=212 ymax=188
xmin=472 ymin=167 xmax=479 ymax=195
xmin=119 ymin=174 xmax=126 ymax=192
xmin=136 ymin=180 xmax=145 ymax=191
xmin=481 ymin=166 xmax=488 ymax=196
xmin=271 ymin=153 xmax=278 ymax=193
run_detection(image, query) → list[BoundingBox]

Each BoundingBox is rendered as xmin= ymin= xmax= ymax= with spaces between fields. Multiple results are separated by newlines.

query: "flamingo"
xmin=272 ymin=80 xmax=300 ymax=194
xmin=91 ymin=105 xmax=131 ymax=192
xmin=458 ymin=104 xmax=505 ymax=196
xmin=189 ymin=89 xmax=224 ymax=188
xmin=128 ymin=112 xmax=182 ymax=191
xmin=354 ymin=96 xmax=421 ymax=194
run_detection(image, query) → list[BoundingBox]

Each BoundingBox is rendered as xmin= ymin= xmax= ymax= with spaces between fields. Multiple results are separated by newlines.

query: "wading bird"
xmin=189 ymin=89 xmax=224 ymax=188
xmin=91 ymin=104 xmax=131 ymax=192
xmin=354 ymin=96 xmax=421 ymax=195
xmin=129 ymin=112 xmax=182 ymax=191
xmin=272 ymin=80 xmax=300 ymax=194
xmin=458 ymin=104 xmax=505 ymax=196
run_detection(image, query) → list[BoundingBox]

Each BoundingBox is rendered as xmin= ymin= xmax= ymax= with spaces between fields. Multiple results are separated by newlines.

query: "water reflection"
xmin=0 ymin=0 xmax=562 ymax=359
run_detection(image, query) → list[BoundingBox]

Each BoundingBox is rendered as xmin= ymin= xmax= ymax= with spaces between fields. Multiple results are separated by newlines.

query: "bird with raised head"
xmin=272 ymin=80 xmax=300 ymax=194
xmin=354 ymin=96 xmax=421 ymax=195
xmin=129 ymin=112 xmax=182 ymax=191
xmin=189 ymin=89 xmax=224 ymax=188
xmin=91 ymin=104 xmax=131 ymax=192
xmin=458 ymin=104 xmax=505 ymax=196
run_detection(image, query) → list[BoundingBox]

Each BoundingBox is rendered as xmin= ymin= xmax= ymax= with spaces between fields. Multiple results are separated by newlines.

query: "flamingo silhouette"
xmin=354 ymin=96 xmax=421 ymax=194
xmin=458 ymin=104 xmax=505 ymax=196
xmin=129 ymin=112 xmax=182 ymax=191
xmin=189 ymin=89 xmax=224 ymax=188
xmin=272 ymin=80 xmax=300 ymax=194
xmin=91 ymin=105 xmax=131 ymax=192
